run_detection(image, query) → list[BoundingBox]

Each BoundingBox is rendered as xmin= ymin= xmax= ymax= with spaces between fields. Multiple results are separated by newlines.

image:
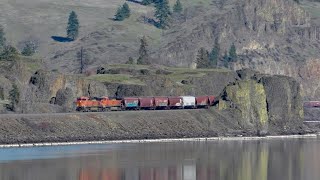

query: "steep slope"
xmin=156 ymin=0 xmax=320 ymax=99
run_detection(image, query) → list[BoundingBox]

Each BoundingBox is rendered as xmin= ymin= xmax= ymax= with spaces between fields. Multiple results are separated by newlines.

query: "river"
xmin=0 ymin=138 xmax=319 ymax=180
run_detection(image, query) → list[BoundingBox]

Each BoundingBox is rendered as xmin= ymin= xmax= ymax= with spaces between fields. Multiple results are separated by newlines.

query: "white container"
xmin=180 ymin=96 xmax=196 ymax=108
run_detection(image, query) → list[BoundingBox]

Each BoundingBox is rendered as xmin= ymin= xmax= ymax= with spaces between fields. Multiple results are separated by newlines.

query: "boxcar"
xmin=168 ymin=97 xmax=183 ymax=109
xmin=154 ymin=97 xmax=169 ymax=109
xmin=180 ymin=96 xmax=196 ymax=108
xmin=196 ymin=96 xmax=209 ymax=108
xmin=123 ymin=97 xmax=139 ymax=110
xmin=139 ymin=97 xmax=155 ymax=110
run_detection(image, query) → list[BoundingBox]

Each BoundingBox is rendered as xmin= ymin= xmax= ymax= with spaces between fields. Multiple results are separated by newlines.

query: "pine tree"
xmin=154 ymin=0 xmax=171 ymax=29
xmin=229 ymin=43 xmax=237 ymax=62
xmin=67 ymin=11 xmax=79 ymax=40
xmin=137 ymin=36 xmax=150 ymax=65
xmin=142 ymin=0 xmax=153 ymax=5
xmin=21 ymin=41 xmax=37 ymax=56
xmin=0 ymin=25 xmax=6 ymax=52
xmin=114 ymin=3 xmax=131 ymax=21
xmin=209 ymin=43 xmax=220 ymax=68
xmin=122 ymin=3 xmax=131 ymax=18
xmin=222 ymin=51 xmax=229 ymax=68
xmin=196 ymin=47 xmax=210 ymax=68
xmin=0 ymin=45 xmax=19 ymax=61
xmin=173 ymin=0 xmax=183 ymax=13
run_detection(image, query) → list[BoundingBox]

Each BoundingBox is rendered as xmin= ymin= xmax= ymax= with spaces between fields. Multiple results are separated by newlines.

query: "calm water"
xmin=0 ymin=138 xmax=319 ymax=180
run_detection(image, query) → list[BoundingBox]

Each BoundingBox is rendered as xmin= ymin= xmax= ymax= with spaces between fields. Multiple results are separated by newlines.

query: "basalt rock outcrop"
xmin=156 ymin=0 xmax=320 ymax=99
xmin=218 ymin=69 xmax=304 ymax=135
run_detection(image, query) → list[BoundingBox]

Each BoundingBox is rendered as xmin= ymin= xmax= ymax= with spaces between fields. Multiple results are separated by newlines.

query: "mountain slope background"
xmin=1 ymin=0 xmax=320 ymax=99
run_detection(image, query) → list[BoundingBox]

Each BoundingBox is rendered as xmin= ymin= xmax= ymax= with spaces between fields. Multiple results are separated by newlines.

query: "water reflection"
xmin=0 ymin=138 xmax=319 ymax=180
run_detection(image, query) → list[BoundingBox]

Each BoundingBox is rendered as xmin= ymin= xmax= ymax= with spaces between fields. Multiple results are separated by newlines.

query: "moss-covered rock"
xmin=219 ymin=69 xmax=303 ymax=135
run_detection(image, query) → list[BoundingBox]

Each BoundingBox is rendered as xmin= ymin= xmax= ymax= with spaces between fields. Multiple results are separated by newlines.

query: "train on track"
xmin=76 ymin=95 xmax=215 ymax=112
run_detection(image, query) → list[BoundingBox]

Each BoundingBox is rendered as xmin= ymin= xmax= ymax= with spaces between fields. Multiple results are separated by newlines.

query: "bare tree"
xmin=77 ymin=47 xmax=90 ymax=74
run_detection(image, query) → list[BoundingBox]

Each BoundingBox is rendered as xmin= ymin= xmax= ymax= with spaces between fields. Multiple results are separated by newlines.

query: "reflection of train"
xmin=304 ymin=101 xmax=320 ymax=108
xmin=76 ymin=96 xmax=215 ymax=112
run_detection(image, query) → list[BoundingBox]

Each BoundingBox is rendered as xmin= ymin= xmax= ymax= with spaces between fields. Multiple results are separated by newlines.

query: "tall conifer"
xmin=67 ymin=11 xmax=79 ymax=40
xmin=154 ymin=0 xmax=171 ymax=29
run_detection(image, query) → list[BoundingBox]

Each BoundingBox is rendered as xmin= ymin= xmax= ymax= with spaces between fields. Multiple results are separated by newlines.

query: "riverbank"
xmin=0 ymin=107 xmax=308 ymax=145
xmin=0 ymin=134 xmax=318 ymax=148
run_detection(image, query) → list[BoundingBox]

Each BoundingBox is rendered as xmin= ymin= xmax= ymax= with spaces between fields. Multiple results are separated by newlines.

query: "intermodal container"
xmin=180 ymin=96 xmax=196 ymax=108
xmin=168 ymin=97 xmax=183 ymax=108
xmin=208 ymin=95 xmax=215 ymax=106
xmin=196 ymin=96 xmax=209 ymax=107
xmin=139 ymin=97 xmax=155 ymax=109
xmin=154 ymin=97 xmax=169 ymax=108
xmin=123 ymin=97 xmax=139 ymax=109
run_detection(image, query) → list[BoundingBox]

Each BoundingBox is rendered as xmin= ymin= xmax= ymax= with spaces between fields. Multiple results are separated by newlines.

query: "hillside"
xmin=1 ymin=0 xmax=320 ymax=100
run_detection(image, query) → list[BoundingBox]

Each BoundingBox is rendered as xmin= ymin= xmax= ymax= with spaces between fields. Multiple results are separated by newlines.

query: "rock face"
xmin=219 ymin=69 xmax=304 ymax=135
xmin=155 ymin=0 xmax=320 ymax=99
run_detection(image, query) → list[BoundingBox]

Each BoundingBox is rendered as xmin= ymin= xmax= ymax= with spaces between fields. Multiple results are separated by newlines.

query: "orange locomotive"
xmin=76 ymin=96 xmax=123 ymax=112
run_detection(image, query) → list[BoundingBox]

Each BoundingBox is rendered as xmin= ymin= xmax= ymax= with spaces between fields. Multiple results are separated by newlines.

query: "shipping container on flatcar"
xmin=180 ymin=96 xmax=196 ymax=108
xmin=208 ymin=96 xmax=215 ymax=106
xmin=154 ymin=97 xmax=169 ymax=109
xmin=123 ymin=97 xmax=139 ymax=110
xmin=195 ymin=96 xmax=209 ymax=108
xmin=139 ymin=97 xmax=155 ymax=110
xmin=304 ymin=101 xmax=320 ymax=108
xmin=100 ymin=97 xmax=123 ymax=111
xmin=168 ymin=97 xmax=183 ymax=109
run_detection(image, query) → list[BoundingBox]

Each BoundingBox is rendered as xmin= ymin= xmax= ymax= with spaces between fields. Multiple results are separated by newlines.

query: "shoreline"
xmin=0 ymin=134 xmax=318 ymax=148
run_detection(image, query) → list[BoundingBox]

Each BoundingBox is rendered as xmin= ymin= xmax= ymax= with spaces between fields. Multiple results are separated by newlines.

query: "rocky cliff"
xmin=218 ymin=69 xmax=304 ymax=135
xmin=156 ymin=0 xmax=320 ymax=99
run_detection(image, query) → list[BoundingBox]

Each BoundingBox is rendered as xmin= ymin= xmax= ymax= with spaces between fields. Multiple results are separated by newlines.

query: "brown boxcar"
xmin=139 ymin=97 xmax=155 ymax=109
xmin=168 ymin=97 xmax=183 ymax=109
xmin=196 ymin=96 xmax=209 ymax=108
xmin=154 ymin=97 xmax=169 ymax=109
xmin=123 ymin=97 xmax=139 ymax=110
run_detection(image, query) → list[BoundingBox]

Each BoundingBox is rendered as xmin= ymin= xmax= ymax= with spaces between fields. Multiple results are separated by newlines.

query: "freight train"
xmin=76 ymin=96 xmax=215 ymax=112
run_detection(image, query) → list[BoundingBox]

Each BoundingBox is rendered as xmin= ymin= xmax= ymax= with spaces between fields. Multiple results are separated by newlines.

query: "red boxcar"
xmin=196 ymin=96 xmax=209 ymax=108
xmin=139 ymin=97 xmax=155 ymax=109
xmin=123 ymin=97 xmax=139 ymax=110
xmin=168 ymin=97 xmax=183 ymax=109
xmin=154 ymin=97 xmax=169 ymax=109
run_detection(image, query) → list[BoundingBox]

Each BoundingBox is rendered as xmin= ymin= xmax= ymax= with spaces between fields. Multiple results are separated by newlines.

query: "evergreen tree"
xmin=8 ymin=84 xmax=19 ymax=111
xmin=137 ymin=36 xmax=150 ymax=65
xmin=229 ymin=43 xmax=237 ymax=62
xmin=222 ymin=51 xmax=229 ymax=68
xmin=122 ymin=3 xmax=131 ymax=18
xmin=141 ymin=0 xmax=153 ymax=5
xmin=173 ymin=0 xmax=183 ymax=13
xmin=154 ymin=0 xmax=171 ymax=29
xmin=209 ymin=43 xmax=220 ymax=67
xmin=0 ymin=45 xmax=19 ymax=61
xmin=196 ymin=47 xmax=210 ymax=68
xmin=0 ymin=25 xmax=6 ymax=52
xmin=21 ymin=41 xmax=37 ymax=56
xmin=67 ymin=11 xmax=79 ymax=40
xmin=114 ymin=3 xmax=131 ymax=21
